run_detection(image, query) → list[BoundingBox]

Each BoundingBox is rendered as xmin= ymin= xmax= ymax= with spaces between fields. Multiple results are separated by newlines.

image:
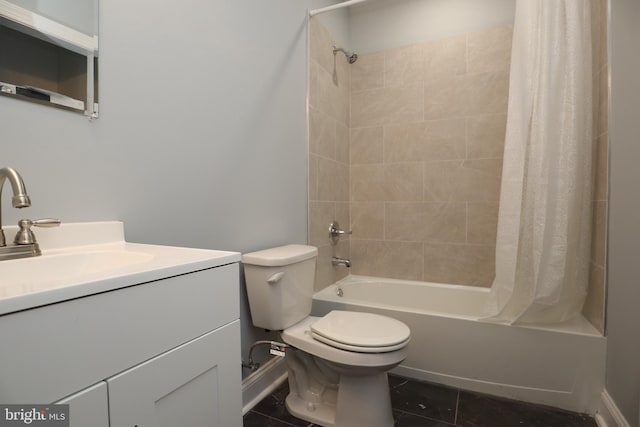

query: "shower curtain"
xmin=485 ymin=0 xmax=593 ymax=324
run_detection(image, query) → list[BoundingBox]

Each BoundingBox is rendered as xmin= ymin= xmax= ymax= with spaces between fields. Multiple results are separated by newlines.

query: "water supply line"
xmin=242 ymin=340 xmax=290 ymax=372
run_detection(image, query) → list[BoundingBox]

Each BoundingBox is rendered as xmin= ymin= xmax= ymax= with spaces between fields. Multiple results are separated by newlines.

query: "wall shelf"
xmin=0 ymin=0 xmax=97 ymax=55
xmin=0 ymin=0 xmax=97 ymax=117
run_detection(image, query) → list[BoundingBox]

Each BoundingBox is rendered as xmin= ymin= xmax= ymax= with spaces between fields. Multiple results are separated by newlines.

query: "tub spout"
xmin=331 ymin=257 xmax=350 ymax=268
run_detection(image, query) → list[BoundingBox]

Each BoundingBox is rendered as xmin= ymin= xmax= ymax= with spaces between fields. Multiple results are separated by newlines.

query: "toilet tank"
xmin=242 ymin=245 xmax=318 ymax=330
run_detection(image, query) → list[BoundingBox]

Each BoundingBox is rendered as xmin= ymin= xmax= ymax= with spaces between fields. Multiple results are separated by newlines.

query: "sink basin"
xmin=0 ymin=250 xmax=154 ymax=299
xmin=0 ymin=221 xmax=241 ymax=315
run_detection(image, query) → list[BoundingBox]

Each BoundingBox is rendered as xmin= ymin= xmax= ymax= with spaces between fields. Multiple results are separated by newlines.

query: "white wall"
xmin=606 ymin=0 xmax=640 ymax=424
xmin=349 ymin=0 xmax=515 ymax=53
xmin=315 ymin=7 xmax=350 ymax=49
xmin=0 ymin=0 xmax=339 ymax=377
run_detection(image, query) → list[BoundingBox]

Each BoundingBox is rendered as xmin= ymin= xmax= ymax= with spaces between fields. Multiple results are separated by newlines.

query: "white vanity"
xmin=0 ymin=222 xmax=242 ymax=427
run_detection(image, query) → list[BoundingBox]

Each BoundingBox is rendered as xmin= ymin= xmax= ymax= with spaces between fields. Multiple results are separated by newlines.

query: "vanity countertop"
xmin=0 ymin=221 xmax=240 ymax=316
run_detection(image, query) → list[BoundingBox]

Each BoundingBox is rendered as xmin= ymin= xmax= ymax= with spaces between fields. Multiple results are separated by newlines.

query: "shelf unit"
xmin=0 ymin=0 xmax=98 ymax=117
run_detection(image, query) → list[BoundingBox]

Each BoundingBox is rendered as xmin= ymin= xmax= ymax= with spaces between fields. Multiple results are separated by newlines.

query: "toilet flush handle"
xmin=267 ymin=272 xmax=285 ymax=284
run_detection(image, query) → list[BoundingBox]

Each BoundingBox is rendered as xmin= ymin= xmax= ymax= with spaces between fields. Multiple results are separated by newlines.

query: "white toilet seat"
xmin=310 ymin=310 xmax=410 ymax=353
xmin=282 ymin=316 xmax=409 ymax=368
xmin=311 ymin=332 xmax=410 ymax=353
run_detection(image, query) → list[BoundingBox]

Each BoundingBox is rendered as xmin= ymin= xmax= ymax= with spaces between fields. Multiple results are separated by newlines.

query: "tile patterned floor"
xmin=243 ymin=374 xmax=598 ymax=427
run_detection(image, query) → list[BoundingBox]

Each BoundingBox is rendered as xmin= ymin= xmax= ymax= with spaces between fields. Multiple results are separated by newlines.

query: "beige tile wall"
xmin=582 ymin=0 xmax=609 ymax=333
xmin=349 ymin=25 xmax=512 ymax=286
xmin=309 ymin=13 xmax=608 ymax=333
xmin=308 ymin=19 xmax=351 ymax=291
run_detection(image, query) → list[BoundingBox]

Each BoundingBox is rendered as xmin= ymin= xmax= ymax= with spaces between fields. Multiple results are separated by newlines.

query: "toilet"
xmin=242 ymin=244 xmax=410 ymax=427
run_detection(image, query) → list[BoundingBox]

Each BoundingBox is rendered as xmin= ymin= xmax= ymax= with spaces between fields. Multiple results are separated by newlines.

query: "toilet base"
xmin=285 ymin=368 xmax=394 ymax=427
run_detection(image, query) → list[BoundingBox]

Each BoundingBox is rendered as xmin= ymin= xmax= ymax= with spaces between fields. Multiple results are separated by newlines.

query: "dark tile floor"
xmin=244 ymin=374 xmax=598 ymax=427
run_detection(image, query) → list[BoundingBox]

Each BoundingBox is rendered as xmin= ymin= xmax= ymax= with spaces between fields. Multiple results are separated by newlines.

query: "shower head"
xmin=333 ymin=46 xmax=358 ymax=64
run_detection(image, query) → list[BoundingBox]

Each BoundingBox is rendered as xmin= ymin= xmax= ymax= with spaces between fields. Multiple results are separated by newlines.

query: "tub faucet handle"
xmin=329 ymin=221 xmax=352 ymax=245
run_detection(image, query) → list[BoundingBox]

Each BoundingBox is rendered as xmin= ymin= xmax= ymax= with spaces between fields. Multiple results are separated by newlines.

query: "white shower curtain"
xmin=485 ymin=0 xmax=593 ymax=324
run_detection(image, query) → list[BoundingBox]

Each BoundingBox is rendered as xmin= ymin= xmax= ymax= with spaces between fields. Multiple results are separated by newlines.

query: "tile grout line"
xmin=248 ymin=410 xmax=301 ymax=427
xmin=454 ymin=389 xmax=460 ymax=426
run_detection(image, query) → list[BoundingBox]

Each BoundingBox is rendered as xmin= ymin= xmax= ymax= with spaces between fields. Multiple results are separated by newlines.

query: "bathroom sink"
xmin=0 ymin=249 xmax=154 ymax=297
xmin=0 ymin=221 xmax=240 ymax=315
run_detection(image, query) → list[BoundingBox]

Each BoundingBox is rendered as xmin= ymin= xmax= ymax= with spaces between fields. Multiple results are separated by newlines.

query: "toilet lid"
xmin=311 ymin=332 xmax=410 ymax=353
xmin=310 ymin=311 xmax=410 ymax=353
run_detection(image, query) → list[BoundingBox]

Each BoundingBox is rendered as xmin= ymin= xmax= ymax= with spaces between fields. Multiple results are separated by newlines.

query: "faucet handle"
xmin=14 ymin=218 xmax=61 ymax=245
xmin=329 ymin=221 xmax=352 ymax=245
xmin=30 ymin=218 xmax=61 ymax=228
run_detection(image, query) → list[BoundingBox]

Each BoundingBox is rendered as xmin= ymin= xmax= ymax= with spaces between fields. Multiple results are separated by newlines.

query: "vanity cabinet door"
xmin=107 ymin=320 xmax=241 ymax=427
xmin=55 ymin=382 xmax=109 ymax=427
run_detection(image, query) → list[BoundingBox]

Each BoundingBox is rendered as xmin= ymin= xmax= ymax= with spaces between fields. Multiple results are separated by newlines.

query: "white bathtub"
xmin=311 ymin=275 xmax=606 ymax=414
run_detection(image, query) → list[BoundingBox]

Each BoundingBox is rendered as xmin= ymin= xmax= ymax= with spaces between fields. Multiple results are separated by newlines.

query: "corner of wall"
xmin=595 ymin=389 xmax=633 ymax=427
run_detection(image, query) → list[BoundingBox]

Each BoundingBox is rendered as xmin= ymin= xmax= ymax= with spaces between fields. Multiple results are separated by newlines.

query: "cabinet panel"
xmin=0 ymin=263 xmax=239 ymax=404
xmin=55 ymin=382 xmax=109 ymax=427
xmin=108 ymin=320 xmax=241 ymax=427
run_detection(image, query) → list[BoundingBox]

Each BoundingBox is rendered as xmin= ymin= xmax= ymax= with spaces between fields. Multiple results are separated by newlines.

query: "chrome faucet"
xmin=0 ymin=167 xmax=60 ymax=261
xmin=332 ymin=257 xmax=351 ymax=268
xmin=0 ymin=167 xmax=31 ymax=247
xmin=329 ymin=221 xmax=352 ymax=245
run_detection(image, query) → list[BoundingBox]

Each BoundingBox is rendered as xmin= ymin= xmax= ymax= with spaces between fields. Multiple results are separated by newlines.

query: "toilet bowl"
xmin=242 ymin=245 xmax=411 ymax=427
xmin=283 ymin=315 xmax=409 ymax=427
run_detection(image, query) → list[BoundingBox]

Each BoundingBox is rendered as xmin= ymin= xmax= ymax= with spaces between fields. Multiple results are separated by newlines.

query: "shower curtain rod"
xmin=309 ymin=0 xmax=369 ymax=17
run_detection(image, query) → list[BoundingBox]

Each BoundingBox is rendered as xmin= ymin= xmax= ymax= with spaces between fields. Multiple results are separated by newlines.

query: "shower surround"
xmin=349 ymin=25 xmax=511 ymax=288
xmin=308 ymin=18 xmax=351 ymax=292
xmin=582 ymin=0 xmax=609 ymax=333
xmin=308 ymin=1 xmax=608 ymax=331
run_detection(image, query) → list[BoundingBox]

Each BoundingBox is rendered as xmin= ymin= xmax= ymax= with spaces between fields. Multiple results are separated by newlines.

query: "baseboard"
xmin=596 ymin=389 xmax=631 ymax=427
xmin=241 ymin=356 xmax=288 ymax=415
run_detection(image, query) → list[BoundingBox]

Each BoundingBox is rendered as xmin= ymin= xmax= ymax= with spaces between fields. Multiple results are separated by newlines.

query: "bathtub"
xmin=311 ymin=275 xmax=606 ymax=414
